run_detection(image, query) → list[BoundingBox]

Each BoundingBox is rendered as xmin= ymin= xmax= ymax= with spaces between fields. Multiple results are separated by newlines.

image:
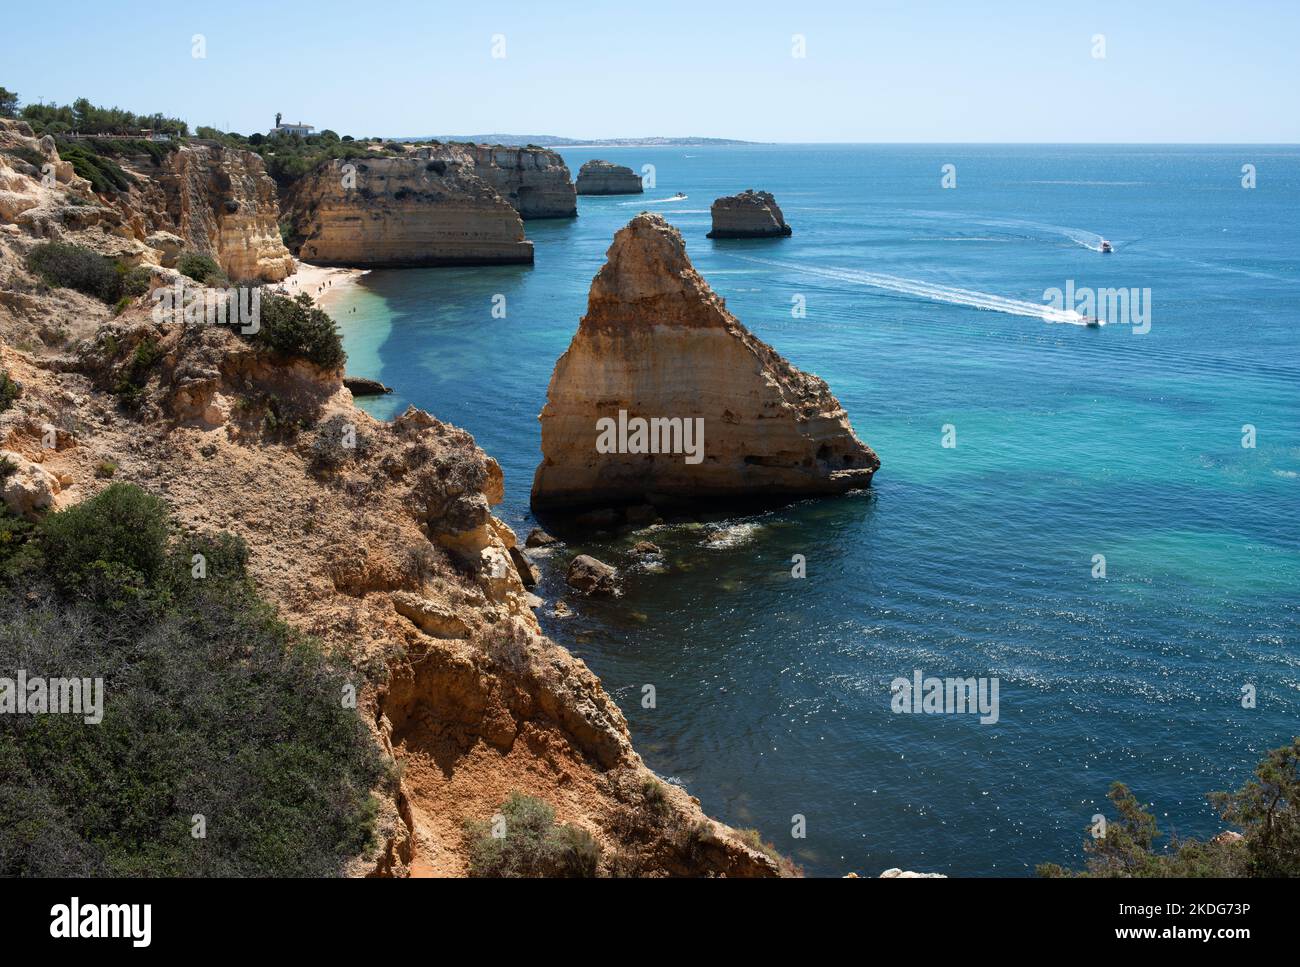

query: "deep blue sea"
xmin=338 ymin=145 xmax=1299 ymax=876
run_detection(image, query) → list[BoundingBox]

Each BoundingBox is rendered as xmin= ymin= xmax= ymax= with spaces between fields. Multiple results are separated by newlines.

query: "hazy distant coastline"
xmin=403 ymin=134 xmax=757 ymax=147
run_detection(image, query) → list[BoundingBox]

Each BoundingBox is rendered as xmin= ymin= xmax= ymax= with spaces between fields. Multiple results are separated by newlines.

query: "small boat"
xmin=1083 ymin=316 xmax=1102 ymax=327
xmin=1099 ymin=239 xmax=1113 ymax=253
xmin=672 ymin=192 xmax=686 ymax=199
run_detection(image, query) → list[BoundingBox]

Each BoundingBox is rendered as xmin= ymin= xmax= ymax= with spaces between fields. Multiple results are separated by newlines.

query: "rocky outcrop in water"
xmin=531 ymin=213 xmax=878 ymax=510
xmin=707 ymin=189 xmax=792 ymax=239
xmin=285 ymin=156 xmax=533 ymax=267
xmin=575 ymin=160 xmax=643 ymax=195
xmin=344 ymin=375 xmax=393 ymax=396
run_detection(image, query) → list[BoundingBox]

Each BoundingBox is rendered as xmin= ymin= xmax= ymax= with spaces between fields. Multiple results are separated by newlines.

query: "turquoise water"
xmin=339 ymin=145 xmax=1300 ymax=876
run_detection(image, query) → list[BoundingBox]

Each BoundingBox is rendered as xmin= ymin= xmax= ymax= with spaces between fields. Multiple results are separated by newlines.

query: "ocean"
xmin=337 ymin=144 xmax=1300 ymax=876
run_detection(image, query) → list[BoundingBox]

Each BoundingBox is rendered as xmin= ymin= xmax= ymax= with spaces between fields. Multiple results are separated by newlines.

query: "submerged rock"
xmin=531 ymin=212 xmax=878 ymax=511
xmin=566 ymin=554 xmax=619 ymax=596
xmin=575 ymin=160 xmax=644 ymax=195
xmin=707 ymin=189 xmax=792 ymax=239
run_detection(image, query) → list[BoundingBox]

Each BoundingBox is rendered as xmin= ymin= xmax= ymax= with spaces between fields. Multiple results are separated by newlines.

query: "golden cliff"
xmin=128 ymin=141 xmax=295 ymax=281
xmin=285 ymin=155 xmax=534 ymax=267
xmin=531 ymin=212 xmax=878 ymax=510
xmin=0 ymin=119 xmax=292 ymax=282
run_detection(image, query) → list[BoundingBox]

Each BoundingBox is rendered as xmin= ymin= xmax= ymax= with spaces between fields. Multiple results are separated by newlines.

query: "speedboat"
xmin=1099 ymin=239 xmax=1113 ymax=253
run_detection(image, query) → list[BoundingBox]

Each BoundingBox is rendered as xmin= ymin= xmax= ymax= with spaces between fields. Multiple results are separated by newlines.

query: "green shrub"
xmin=252 ymin=292 xmax=345 ymax=369
xmin=118 ymin=263 xmax=153 ymax=297
xmin=177 ymin=252 xmax=224 ymax=285
xmin=467 ymin=792 xmax=603 ymax=877
xmin=0 ymin=505 xmax=35 ymax=577
xmin=0 ymin=483 xmax=385 ymax=876
xmin=26 ymin=242 xmax=122 ymax=302
xmin=0 ymin=371 xmax=19 ymax=411
xmin=54 ymin=141 xmax=131 ymax=194
xmin=36 ymin=483 xmax=170 ymax=603
xmin=111 ymin=336 xmax=161 ymax=408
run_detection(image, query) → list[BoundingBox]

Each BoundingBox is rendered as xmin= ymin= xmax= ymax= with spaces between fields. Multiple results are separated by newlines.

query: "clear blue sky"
xmin=6 ymin=0 xmax=1298 ymax=142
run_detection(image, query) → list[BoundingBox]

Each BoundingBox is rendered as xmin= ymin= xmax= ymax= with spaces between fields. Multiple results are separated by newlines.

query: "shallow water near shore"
xmin=338 ymin=144 xmax=1300 ymax=876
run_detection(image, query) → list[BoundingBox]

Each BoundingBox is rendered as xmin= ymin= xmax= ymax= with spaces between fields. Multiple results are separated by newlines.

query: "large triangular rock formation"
xmin=531 ymin=213 xmax=879 ymax=510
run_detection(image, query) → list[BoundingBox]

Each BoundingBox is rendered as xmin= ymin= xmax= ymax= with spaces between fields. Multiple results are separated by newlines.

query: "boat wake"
xmin=731 ymin=255 xmax=1091 ymax=324
xmin=909 ymin=211 xmax=1112 ymax=252
xmin=622 ymin=195 xmax=688 ymax=206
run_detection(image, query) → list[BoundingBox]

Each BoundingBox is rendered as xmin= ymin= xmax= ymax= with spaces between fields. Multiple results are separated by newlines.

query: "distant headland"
xmin=402 ymin=134 xmax=758 ymax=147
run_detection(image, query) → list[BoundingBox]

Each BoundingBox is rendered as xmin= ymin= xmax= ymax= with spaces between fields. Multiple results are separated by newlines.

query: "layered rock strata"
xmin=575 ymin=160 xmax=643 ymax=195
xmin=285 ymin=156 xmax=533 ymax=267
xmin=531 ymin=213 xmax=878 ymax=510
xmin=707 ymin=189 xmax=792 ymax=239
xmin=459 ymin=144 xmax=576 ymax=218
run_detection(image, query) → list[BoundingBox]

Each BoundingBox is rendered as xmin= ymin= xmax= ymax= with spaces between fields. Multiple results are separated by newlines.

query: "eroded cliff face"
xmin=576 ymin=160 xmax=644 ymax=195
xmin=0 ymin=268 xmax=781 ymax=876
xmin=708 ymin=189 xmax=792 ymax=239
xmin=459 ymin=144 xmax=576 ymax=219
xmin=120 ymin=143 xmax=295 ymax=281
xmin=285 ymin=156 xmax=534 ymax=267
xmin=532 ymin=212 xmax=878 ymax=510
xmin=0 ymin=120 xmax=292 ymax=282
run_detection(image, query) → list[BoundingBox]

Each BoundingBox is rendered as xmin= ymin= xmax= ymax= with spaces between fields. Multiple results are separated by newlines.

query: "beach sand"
xmin=274 ymin=259 xmax=368 ymax=313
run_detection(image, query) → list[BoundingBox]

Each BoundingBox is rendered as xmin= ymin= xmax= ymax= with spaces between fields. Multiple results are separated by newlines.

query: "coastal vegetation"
xmin=26 ymin=242 xmax=150 ymax=305
xmin=18 ymin=96 xmax=187 ymax=138
xmin=1038 ymin=739 xmax=1300 ymax=878
xmin=252 ymin=292 xmax=346 ymax=369
xmin=193 ymin=124 xmax=400 ymax=187
xmin=0 ymin=484 xmax=387 ymax=876
xmin=465 ymin=792 xmax=602 ymax=877
xmin=176 ymin=251 xmax=225 ymax=285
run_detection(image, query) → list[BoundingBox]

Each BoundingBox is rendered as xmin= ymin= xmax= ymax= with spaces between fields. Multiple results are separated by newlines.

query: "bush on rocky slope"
xmin=25 ymin=242 xmax=150 ymax=306
xmin=465 ymin=792 xmax=602 ymax=878
xmin=0 ymin=483 xmax=388 ymax=876
xmin=253 ymin=292 xmax=346 ymax=370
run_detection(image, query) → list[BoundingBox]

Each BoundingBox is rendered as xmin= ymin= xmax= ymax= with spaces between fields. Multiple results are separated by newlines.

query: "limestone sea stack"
xmin=707 ymin=189 xmax=792 ymax=239
xmin=530 ymin=213 xmax=878 ymax=511
xmin=575 ymin=160 xmax=644 ymax=196
xmin=285 ymin=156 xmax=532 ymax=267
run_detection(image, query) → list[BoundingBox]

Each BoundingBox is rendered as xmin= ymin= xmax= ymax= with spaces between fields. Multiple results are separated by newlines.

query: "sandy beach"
xmin=274 ymin=259 xmax=368 ymax=312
